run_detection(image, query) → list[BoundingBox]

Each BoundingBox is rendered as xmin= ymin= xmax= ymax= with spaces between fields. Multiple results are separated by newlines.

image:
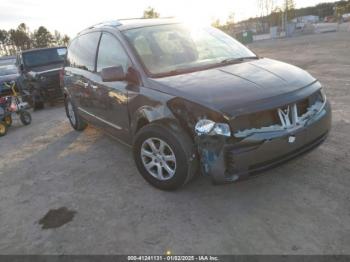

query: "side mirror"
xmin=101 ymin=66 xmax=125 ymax=82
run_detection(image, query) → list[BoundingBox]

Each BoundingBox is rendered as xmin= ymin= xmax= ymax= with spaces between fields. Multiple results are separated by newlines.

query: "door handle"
xmin=91 ymin=85 xmax=98 ymax=89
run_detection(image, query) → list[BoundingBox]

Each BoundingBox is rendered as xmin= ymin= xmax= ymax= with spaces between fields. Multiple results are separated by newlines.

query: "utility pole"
xmin=283 ymin=0 xmax=288 ymax=36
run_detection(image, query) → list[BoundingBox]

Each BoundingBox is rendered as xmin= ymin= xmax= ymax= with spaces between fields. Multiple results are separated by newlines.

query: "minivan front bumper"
xmin=196 ymin=101 xmax=332 ymax=184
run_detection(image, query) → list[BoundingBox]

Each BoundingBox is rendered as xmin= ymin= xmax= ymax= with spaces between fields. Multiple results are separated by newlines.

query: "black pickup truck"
xmin=17 ymin=47 xmax=67 ymax=109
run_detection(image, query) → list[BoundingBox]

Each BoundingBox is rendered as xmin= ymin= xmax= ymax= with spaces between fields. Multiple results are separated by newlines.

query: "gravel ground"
xmin=0 ymin=32 xmax=349 ymax=255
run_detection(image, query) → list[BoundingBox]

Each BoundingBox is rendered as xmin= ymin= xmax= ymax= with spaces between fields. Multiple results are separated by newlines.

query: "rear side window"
xmin=68 ymin=32 xmax=100 ymax=71
xmin=96 ymin=33 xmax=130 ymax=73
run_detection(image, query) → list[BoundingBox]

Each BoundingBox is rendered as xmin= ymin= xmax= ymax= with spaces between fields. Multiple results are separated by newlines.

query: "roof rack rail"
xmin=78 ymin=20 xmax=122 ymax=34
xmin=118 ymin=16 xmax=175 ymax=21
xmin=78 ymin=17 xmax=177 ymax=35
xmin=89 ymin=20 xmax=122 ymax=29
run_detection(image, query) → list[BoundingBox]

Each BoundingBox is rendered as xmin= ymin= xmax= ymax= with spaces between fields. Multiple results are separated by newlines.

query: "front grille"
xmin=233 ymin=108 xmax=280 ymax=131
xmin=44 ymin=74 xmax=60 ymax=88
xmin=40 ymin=74 xmax=63 ymax=99
xmin=232 ymin=90 xmax=324 ymax=133
xmin=296 ymin=98 xmax=308 ymax=116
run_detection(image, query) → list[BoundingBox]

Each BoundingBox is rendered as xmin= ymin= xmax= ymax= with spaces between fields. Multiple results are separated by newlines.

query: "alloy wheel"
xmin=140 ymin=137 xmax=177 ymax=181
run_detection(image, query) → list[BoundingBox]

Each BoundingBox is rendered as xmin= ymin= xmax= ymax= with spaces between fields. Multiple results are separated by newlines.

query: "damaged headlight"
xmin=195 ymin=119 xmax=215 ymax=134
xmin=195 ymin=119 xmax=231 ymax=137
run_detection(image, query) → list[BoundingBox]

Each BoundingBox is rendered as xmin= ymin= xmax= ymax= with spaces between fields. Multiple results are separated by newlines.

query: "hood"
xmin=0 ymin=73 xmax=19 ymax=83
xmin=148 ymin=58 xmax=318 ymax=116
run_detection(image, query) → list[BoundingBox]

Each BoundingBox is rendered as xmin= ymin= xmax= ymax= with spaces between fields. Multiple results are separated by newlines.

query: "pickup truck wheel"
xmin=65 ymin=97 xmax=87 ymax=131
xmin=33 ymin=96 xmax=44 ymax=110
xmin=133 ymin=123 xmax=198 ymax=190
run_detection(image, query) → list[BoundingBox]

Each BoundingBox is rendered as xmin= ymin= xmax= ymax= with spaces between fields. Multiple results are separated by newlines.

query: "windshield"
xmin=23 ymin=47 xmax=67 ymax=68
xmin=0 ymin=64 xmax=17 ymax=76
xmin=123 ymin=24 xmax=256 ymax=76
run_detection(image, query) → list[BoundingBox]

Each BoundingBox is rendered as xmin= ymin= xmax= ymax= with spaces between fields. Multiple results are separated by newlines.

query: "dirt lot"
xmin=0 ymin=32 xmax=349 ymax=255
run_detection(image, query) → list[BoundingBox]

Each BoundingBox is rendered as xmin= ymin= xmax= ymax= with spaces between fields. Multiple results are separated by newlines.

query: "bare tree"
xmin=226 ymin=13 xmax=235 ymax=34
xmin=62 ymin=35 xmax=70 ymax=46
xmin=0 ymin=30 xmax=9 ymax=55
xmin=257 ymin=0 xmax=275 ymax=31
xmin=54 ymin=30 xmax=62 ymax=46
xmin=257 ymin=0 xmax=275 ymax=17
xmin=143 ymin=7 xmax=160 ymax=19
xmin=284 ymin=0 xmax=296 ymax=20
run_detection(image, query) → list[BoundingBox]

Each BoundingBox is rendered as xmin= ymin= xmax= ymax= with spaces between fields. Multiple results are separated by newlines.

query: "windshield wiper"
xmin=154 ymin=56 xmax=260 ymax=78
xmin=157 ymin=67 xmax=200 ymax=77
xmin=220 ymin=56 xmax=259 ymax=65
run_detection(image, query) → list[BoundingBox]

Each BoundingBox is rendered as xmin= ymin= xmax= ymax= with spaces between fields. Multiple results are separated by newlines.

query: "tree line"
xmin=216 ymin=0 xmax=350 ymax=34
xmin=0 ymin=7 xmax=157 ymax=57
xmin=0 ymin=23 xmax=70 ymax=56
xmin=266 ymin=0 xmax=350 ymax=27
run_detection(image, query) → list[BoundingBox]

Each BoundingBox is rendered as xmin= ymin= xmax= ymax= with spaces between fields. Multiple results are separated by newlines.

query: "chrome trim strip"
xmin=278 ymin=105 xmax=292 ymax=128
xmin=78 ymin=107 xmax=122 ymax=130
xmin=34 ymin=68 xmax=62 ymax=74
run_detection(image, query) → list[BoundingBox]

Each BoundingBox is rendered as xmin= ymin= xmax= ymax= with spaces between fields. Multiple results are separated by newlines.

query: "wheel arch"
xmin=131 ymin=105 xmax=193 ymax=142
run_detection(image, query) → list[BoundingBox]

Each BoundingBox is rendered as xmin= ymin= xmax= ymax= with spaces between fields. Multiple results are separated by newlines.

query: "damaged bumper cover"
xmin=195 ymin=97 xmax=332 ymax=184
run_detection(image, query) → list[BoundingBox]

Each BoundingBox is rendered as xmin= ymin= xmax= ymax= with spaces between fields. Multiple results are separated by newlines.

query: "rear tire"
xmin=133 ymin=123 xmax=198 ymax=190
xmin=0 ymin=121 xmax=8 ymax=137
xmin=20 ymin=110 xmax=32 ymax=125
xmin=65 ymin=97 xmax=87 ymax=131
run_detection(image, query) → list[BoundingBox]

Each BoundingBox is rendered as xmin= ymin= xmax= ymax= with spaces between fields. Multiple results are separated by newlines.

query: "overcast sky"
xmin=1 ymin=0 xmax=335 ymax=37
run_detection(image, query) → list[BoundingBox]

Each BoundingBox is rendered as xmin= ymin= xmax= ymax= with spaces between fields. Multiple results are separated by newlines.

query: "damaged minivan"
xmin=63 ymin=18 xmax=331 ymax=190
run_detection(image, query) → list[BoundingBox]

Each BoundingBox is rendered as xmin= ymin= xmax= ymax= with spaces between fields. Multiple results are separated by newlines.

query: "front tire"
xmin=31 ymin=92 xmax=44 ymax=110
xmin=29 ymin=86 xmax=44 ymax=110
xmin=65 ymin=97 xmax=87 ymax=131
xmin=133 ymin=123 xmax=198 ymax=190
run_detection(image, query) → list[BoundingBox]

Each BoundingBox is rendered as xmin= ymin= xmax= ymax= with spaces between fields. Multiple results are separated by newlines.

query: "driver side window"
xmin=97 ymin=33 xmax=130 ymax=73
